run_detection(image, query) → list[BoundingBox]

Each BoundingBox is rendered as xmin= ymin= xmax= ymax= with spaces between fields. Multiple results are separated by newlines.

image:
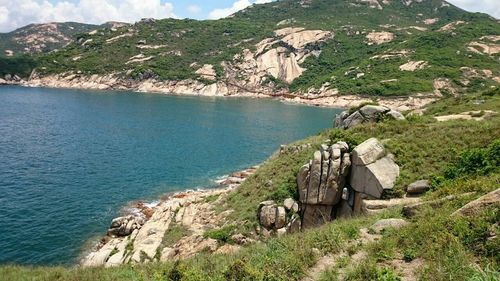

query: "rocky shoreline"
xmin=81 ymin=166 xmax=259 ymax=267
xmin=1 ymin=75 xmax=436 ymax=111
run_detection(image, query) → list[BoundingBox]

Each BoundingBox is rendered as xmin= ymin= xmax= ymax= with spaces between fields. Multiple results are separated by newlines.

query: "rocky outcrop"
xmin=290 ymin=138 xmax=400 ymax=230
xmin=107 ymin=215 xmax=145 ymax=237
xmin=334 ymin=105 xmax=405 ymax=129
xmin=82 ymin=167 xmax=257 ymax=267
xmin=452 ymin=189 xmax=500 ymax=217
xmin=297 ymin=142 xmax=352 ymax=228
xmin=228 ymin=27 xmax=332 ymax=86
xmin=366 ymin=32 xmax=394 ymax=45
xmin=195 ymin=64 xmax=217 ymax=81
xmin=258 ymin=198 xmax=301 ymax=236
xmin=399 ymin=61 xmax=428 ymax=71
xmin=350 ymin=138 xmax=400 ymax=198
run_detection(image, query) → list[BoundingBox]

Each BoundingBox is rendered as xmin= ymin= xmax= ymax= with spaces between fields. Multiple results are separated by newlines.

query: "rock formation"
xmin=334 ymin=105 xmax=405 ymax=129
xmin=258 ymin=198 xmax=301 ymax=236
xmin=295 ymin=138 xmax=399 ymax=229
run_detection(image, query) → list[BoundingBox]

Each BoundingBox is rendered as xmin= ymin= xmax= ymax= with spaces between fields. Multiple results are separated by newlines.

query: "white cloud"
xmin=0 ymin=0 xmax=176 ymax=32
xmin=208 ymin=0 xmax=274 ymax=20
xmin=187 ymin=4 xmax=201 ymax=15
xmin=0 ymin=6 xmax=8 ymax=25
xmin=447 ymin=0 xmax=500 ymax=18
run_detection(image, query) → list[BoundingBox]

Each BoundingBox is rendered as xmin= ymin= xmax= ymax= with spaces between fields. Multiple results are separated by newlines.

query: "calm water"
xmin=0 ymin=86 xmax=340 ymax=265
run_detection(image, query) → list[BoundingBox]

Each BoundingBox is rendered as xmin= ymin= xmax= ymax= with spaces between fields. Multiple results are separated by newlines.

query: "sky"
xmin=0 ymin=0 xmax=498 ymax=33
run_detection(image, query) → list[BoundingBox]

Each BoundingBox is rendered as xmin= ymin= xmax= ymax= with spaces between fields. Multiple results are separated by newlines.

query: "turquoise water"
xmin=0 ymin=86 xmax=340 ymax=265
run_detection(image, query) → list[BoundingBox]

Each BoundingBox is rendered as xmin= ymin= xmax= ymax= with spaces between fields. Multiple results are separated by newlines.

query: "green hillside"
xmin=1 ymin=81 xmax=498 ymax=281
xmin=2 ymin=0 xmax=499 ymax=98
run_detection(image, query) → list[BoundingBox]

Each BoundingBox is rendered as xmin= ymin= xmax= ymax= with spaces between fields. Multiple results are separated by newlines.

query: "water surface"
xmin=0 ymin=86 xmax=340 ymax=265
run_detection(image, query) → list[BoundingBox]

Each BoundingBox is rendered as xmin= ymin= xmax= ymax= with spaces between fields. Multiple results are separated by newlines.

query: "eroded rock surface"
xmin=334 ymin=105 xmax=405 ymax=129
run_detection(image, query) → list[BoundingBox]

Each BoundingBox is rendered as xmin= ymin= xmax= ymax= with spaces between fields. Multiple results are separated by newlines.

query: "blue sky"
xmin=0 ymin=0 xmax=498 ymax=32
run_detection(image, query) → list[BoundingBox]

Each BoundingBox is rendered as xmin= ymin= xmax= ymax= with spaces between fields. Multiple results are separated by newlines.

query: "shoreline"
xmin=1 ymin=78 xmax=437 ymax=111
xmin=80 ymin=165 xmax=259 ymax=267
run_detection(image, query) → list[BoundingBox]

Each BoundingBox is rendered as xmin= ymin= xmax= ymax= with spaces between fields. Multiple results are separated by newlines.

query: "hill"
xmin=0 ymin=0 xmax=497 ymax=106
xmin=0 ymin=21 xmax=129 ymax=56
xmin=1 ymin=78 xmax=498 ymax=281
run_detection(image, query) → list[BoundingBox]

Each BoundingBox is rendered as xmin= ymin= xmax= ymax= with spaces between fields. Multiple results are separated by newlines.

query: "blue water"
xmin=0 ymin=86 xmax=340 ymax=265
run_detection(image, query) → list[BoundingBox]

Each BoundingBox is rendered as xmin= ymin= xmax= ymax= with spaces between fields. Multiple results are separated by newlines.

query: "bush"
xmin=204 ymin=225 xmax=236 ymax=243
xmin=442 ymin=139 xmax=500 ymax=180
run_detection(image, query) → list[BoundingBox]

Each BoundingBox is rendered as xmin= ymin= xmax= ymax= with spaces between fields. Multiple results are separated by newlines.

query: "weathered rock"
xmin=277 ymin=227 xmax=287 ymax=236
xmin=351 ymin=156 xmax=400 ymax=198
xmin=452 ymin=189 xmax=500 ymax=217
xmin=341 ymin=111 xmax=365 ymax=129
xmin=301 ymin=205 xmax=333 ymax=228
xmin=337 ymin=200 xmax=353 ymax=218
xmin=407 ymin=180 xmax=431 ymax=195
xmin=335 ymin=106 xmax=405 ymax=129
xmin=359 ymin=105 xmax=390 ymax=120
xmin=403 ymin=193 xmax=475 ymax=218
xmin=259 ymin=205 xmax=277 ymax=229
xmin=107 ymin=215 xmax=144 ymax=237
xmin=231 ymin=234 xmax=255 ymax=245
xmin=387 ymin=110 xmax=405 ymax=120
xmin=287 ymin=215 xmax=301 ymax=234
xmin=275 ymin=207 xmax=287 ymax=229
xmin=159 ymin=247 xmax=176 ymax=262
xmin=284 ymin=198 xmax=295 ymax=211
xmin=351 ymin=138 xmax=386 ymax=166
xmin=371 ymin=218 xmax=408 ymax=234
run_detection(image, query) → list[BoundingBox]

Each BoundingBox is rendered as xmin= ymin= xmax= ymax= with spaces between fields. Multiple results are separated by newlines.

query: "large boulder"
xmin=351 ymin=138 xmax=386 ymax=166
xmin=350 ymin=138 xmax=399 ymax=198
xmin=335 ymin=105 xmax=405 ymax=129
xmin=351 ymin=156 xmax=400 ymax=198
xmin=259 ymin=204 xmax=277 ymax=229
xmin=298 ymin=143 xmax=351 ymax=206
xmin=107 ymin=215 xmax=145 ymax=237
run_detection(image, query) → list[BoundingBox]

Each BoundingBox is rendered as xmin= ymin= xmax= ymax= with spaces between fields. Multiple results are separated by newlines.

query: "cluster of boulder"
xmin=259 ymin=137 xmax=400 ymax=232
xmin=334 ymin=104 xmax=405 ymax=129
xmin=107 ymin=215 xmax=146 ymax=237
xmin=258 ymin=198 xmax=301 ymax=236
xmin=279 ymin=143 xmax=312 ymax=154
xmin=0 ymin=74 xmax=23 ymax=85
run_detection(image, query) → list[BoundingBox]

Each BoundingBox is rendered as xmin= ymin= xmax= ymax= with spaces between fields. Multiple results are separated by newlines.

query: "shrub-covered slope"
xmin=3 ymin=0 xmax=499 ymax=97
xmin=1 ymin=76 xmax=498 ymax=281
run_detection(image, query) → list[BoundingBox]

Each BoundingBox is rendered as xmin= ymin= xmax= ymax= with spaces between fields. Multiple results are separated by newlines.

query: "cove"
xmin=0 ymin=86 xmax=341 ymax=265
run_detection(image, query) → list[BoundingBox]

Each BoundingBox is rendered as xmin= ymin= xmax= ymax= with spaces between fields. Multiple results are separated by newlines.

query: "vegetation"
xmin=2 ymin=0 xmax=498 ymax=95
xmin=0 ymin=0 xmax=499 ymax=279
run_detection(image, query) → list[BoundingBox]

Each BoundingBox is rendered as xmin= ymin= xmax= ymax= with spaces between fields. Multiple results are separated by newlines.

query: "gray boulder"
xmin=351 ymin=156 xmax=400 ymax=198
xmin=371 ymin=218 xmax=408 ymax=234
xmin=407 ymin=180 xmax=431 ymax=195
xmin=359 ymin=105 xmax=390 ymax=120
xmin=275 ymin=207 xmax=287 ymax=229
xmin=351 ymin=138 xmax=385 ymax=165
xmin=259 ymin=204 xmax=277 ymax=229
xmin=334 ymin=105 xmax=405 ymax=129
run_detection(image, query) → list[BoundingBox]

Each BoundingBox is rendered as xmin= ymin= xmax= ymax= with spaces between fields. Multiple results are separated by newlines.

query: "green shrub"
xmin=442 ymin=139 xmax=500 ymax=180
xmin=204 ymin=225 xmax=236 ymax=243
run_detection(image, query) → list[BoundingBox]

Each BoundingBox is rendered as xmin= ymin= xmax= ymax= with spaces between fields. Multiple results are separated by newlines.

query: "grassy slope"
xmin=1 ymin=86 xmax=498 ymax=280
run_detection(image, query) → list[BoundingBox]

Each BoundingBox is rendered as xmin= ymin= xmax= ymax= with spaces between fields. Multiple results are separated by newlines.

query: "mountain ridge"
xmin=1 ymin=0 xmax=499 ymax=106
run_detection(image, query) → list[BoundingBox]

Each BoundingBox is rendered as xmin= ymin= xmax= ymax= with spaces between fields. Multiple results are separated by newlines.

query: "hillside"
xmin=1 ymin=0 xmax=498 ymax=105
xmin=0 ymin=21 xmax=129 ymax=56
xmin=1 ymin=80 xmax=498 ymax=281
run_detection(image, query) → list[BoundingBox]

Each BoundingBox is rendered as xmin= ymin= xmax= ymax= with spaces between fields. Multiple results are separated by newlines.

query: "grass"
xmin=160 ymin=224 xmax=191 ymax=249
xmin=1 ymin=85 xmax=499 ymax=279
